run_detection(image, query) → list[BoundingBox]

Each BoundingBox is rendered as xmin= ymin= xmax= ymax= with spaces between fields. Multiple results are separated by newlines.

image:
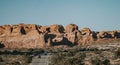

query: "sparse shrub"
xmin=24 ymin=55 xmax=32 ymax=63
xmin=12 ymin=49 xmax=19 ymax=55
xmin=0 ymin=56 xmax=3 ymax=62
xmin=50 ymin=53 xmax=64 ymax=65
xmin=50 ymin=48 xmax=86 ymax=65
xmin=102 ymin=59 xmax=110 ymax=65
xmin=91 ymin=57 xmax=102 ymax=65
xmin=94 ymin=50 xmax=102 ymax=54
xmin=30 ymin=48 xmax=44 ymax=55
xmin=4 ymin=50 xmax=10 ymax=54
xmin=115 ymin=48 xmax=120 ymax=58
xmin=9 ymin=61 xmax=21 ymax=65
xmin=63 ymin=57 xmax=84 ymax=65
xmin=75 ymin=52 xmax=86 ymax=60
xmin=28 ymin=48 xmax=34 ymax=52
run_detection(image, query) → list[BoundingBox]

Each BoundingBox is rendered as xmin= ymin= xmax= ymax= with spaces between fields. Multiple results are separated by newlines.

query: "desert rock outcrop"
xmin=0 ymin=23 xmax=120 ymax=48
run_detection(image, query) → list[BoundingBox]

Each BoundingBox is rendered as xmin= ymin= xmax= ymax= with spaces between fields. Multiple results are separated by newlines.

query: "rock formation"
xmin=0 ymin=23 xmax=120 ymax=48
xmin=50 ymin=24 xmax=64 ymax=33
xmin=80 ymin=28 xmax=94 ymax=44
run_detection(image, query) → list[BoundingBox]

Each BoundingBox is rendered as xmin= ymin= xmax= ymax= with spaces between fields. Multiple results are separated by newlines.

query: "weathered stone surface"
xmin=63 ymin=24 xmax=79 ymax=45
xmin=50 ymin=24 xmax=64 ymax=33
xmin=0 ymin=23 xmax=120 ymax=48
xmin=65 ymin=24 xmax=78 ymax=33
xmin=38 ymin=26 xmax=50 ymax=33
xmin=0 ymin=25 xmax=11 ymax=37
xmin=80 ymin=28 xmax=91 ymax=35
xmin=80 ymin=28 xmax=94 ymax=44
xmin=11 ymin=25 xmax=22 ymax=36
xmin=97 ymin=31 xmax=107 ymax=39
xmin=0 ymin=26 xmax=5 ymax=36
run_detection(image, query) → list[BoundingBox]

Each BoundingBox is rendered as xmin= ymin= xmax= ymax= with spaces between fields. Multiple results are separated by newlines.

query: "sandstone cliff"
xmin=0 ymin=23 xmax=120 ymax=48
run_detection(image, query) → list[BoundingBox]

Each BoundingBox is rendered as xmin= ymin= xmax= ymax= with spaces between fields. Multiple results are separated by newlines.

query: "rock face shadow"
xmin=0 ymin=42 xmax=5 ymax=48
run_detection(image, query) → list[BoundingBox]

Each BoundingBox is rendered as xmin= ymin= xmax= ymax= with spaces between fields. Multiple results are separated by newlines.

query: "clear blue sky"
xmin=0 ymin=0 xmax=120 ymax=31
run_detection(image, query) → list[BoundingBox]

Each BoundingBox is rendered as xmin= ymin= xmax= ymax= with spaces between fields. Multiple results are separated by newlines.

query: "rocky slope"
xmin=0 ymin=23 xmax=120 ymax=48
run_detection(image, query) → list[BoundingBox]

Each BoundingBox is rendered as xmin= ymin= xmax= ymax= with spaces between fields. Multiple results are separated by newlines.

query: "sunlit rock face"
xmin=49 ymin=24 xmax=64 ymax=33
xmin=0 ymin=25 xmax=12 ymax=37
xmin=0 ymin=23 xmax=120 ymax=48
xmin=65 ymin=24 xmax=78 ymax=33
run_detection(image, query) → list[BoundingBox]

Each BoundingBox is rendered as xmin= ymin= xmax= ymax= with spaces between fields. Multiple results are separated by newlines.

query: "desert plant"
xmin=0 ymin=56 xmax=3 ymax=62
xmin=91 ymin=57 xmax=102 ymax=65
xmin=115 ymin=48 xmax=120 ymax=58
xmin=28 ymin=48 xmax=34 ymax=52
xmin=24 ymin=55 xmax=32 ymax=63
xmin=12 ymin=49 xmax=19 ymax=55
xmin=50 ymin=50 xmax=86 ymax=65
xmin=74 ymin=52 xmax=86 ymax=60
xmin=102 ymin=59 xmax=110 ymax=65
xmin=9 ymin=61 xmax=21 ymax=65
xmin=4 ymin=50 xmax=10 ymax=54
xmin=63 ymin=57 xmax=84 ymax=65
